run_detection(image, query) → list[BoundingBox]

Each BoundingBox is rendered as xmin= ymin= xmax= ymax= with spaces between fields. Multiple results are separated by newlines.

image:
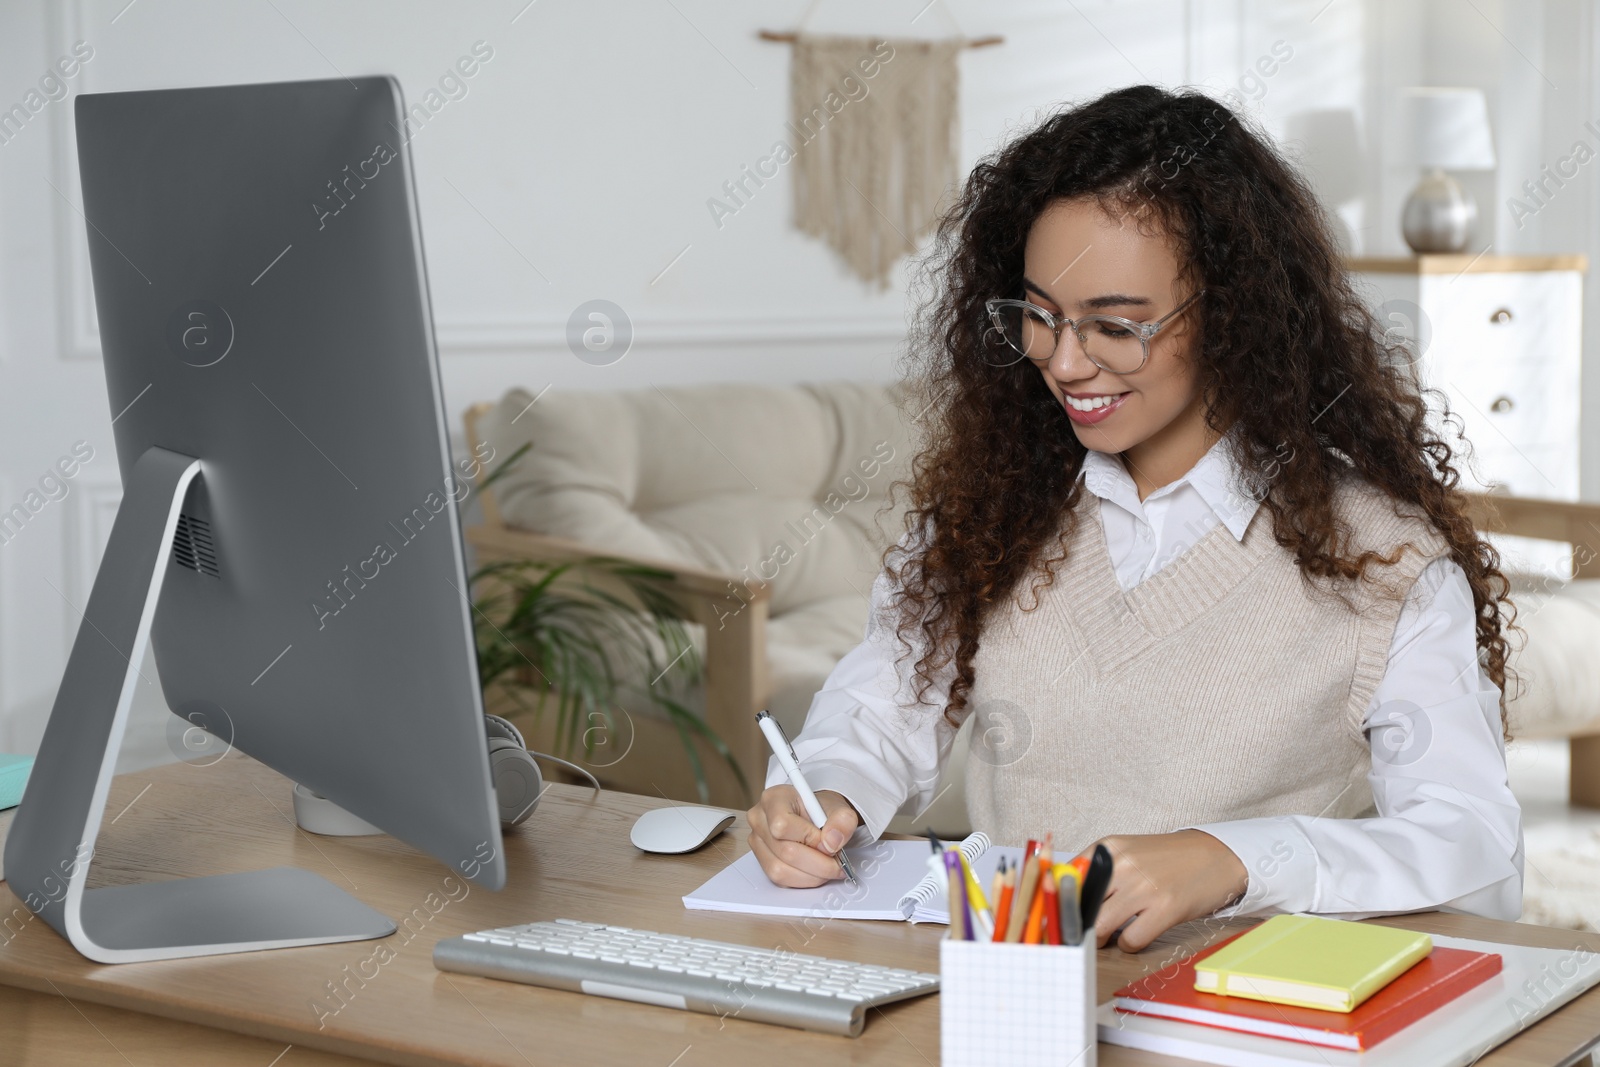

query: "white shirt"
xmin=766 ymin=436 xmax=1525 ymax=920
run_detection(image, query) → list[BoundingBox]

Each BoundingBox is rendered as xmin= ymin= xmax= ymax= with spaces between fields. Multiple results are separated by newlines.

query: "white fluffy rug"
xmin=1523 ymin=831 xmax=1600 ymax=932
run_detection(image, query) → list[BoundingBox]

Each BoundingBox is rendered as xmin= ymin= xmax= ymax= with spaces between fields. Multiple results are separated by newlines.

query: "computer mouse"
xmin=630 ymin=805 xmax=736 ymax=854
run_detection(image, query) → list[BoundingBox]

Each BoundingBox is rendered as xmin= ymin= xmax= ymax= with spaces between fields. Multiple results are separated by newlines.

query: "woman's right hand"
xmin=747 ymin=786 xmax=861 ymax=887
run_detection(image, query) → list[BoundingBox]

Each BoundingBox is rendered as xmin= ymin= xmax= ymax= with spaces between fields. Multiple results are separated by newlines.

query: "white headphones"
xmin=293 ymin=713 xmax=600 ymax=836
xmin=483 ymin=712 xmax=543 ymax=826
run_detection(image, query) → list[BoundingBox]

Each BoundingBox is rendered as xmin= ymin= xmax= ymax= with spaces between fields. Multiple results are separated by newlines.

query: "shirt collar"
xmin=1076 ymin=431 xmax=1261 ymax=542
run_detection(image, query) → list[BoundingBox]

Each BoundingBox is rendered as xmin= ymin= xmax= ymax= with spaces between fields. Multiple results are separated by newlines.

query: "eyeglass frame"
xmin=982 ymin=288 xmax=1206 ymax=373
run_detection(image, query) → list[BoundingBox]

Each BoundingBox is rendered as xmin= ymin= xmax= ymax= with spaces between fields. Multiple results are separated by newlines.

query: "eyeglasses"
xmin=982 ymin=289 xmax=1205 ymax=374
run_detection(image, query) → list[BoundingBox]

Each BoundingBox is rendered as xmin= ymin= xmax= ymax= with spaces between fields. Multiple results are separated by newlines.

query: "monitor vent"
xmin=172 ymin=514 xmax=220 ymax=578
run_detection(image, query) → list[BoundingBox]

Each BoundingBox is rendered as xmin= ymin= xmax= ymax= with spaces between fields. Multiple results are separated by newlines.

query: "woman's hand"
xmin=747 ymin=786 xmax=861 ymax=887
xmin=1081 ymin=830 xmax=1248 ymax=952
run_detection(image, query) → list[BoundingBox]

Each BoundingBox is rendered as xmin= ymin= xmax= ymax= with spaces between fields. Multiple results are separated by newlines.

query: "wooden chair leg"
xmin=1571 ymin=736 xmax=1600 ymax=809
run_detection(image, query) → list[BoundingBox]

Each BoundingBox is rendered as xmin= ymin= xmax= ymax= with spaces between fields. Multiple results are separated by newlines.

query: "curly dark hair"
xmin=884 ymin=84 xmax=1514 ymax=735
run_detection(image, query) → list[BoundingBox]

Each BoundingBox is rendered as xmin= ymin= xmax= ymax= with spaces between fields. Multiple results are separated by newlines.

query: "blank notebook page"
xmin=683 ymin=837 xmax=1017 ymax=923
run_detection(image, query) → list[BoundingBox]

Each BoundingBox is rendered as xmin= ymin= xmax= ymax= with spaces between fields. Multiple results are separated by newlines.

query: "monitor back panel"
xmin=73 ymin=77 xmax=503 ymax=886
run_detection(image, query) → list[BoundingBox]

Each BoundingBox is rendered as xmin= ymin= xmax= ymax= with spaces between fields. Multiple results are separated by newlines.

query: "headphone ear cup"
xmin=487 ymin=736 xmax=542 ymax=826
xmin=483 ymin=712 xmax=527 ymax=749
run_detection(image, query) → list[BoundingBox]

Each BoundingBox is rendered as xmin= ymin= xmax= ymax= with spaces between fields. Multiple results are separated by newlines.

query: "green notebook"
xmin=1193 ymin=914 xmax=1432 ymax=1013
xmin=0 ymin=754 xmax=33 ymax=810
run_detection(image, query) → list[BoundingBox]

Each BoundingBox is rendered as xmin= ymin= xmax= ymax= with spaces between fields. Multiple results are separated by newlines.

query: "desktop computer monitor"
xmin=3 ymin=76 xmax=506 ymax=962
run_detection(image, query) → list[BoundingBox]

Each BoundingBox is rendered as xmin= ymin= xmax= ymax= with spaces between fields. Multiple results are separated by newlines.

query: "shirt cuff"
xmin=764 ymin=754 xmax=903 ymax=846
xmin=1186 ymin=818 xmax=1319 ymax=916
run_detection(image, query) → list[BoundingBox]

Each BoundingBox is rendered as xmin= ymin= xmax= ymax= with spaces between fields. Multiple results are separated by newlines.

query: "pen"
xmin=1054 ymin=862 xmax=1084 ymax=945
xmin=755 ymin=710 xmax=859 ymax=887
xmin=1078 ymin=843 xmax=1113 ymax=936
xmin=955 ymin=849 xmax=994 ymax=940
xmin=927 ymin=830 xmax=992 ymax=937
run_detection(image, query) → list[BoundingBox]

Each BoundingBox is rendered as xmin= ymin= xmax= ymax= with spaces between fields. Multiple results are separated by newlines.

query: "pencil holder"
xmin=940 ymin=937 xmax=1096 ymax=1067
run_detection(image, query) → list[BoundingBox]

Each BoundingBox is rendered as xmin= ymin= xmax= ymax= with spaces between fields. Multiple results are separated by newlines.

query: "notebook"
xmin=1193 ymin=915 xmax=1432 ymax=1012
xmin=1100 ymin=931 xmax=1600 ymax=1067
xmin=1116 ymin=929 xmax=1501 ymax=1050
xmin=683 ymin=832 xmax=1024 ymax=922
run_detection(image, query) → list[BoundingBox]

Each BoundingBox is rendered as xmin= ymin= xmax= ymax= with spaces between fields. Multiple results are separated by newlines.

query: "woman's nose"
xmin=1046 ymin=324 xmax=1098 ymax=382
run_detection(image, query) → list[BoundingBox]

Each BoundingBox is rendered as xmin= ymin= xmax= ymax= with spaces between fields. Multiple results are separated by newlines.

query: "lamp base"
xmin=1402 ymin=169 xmax=1477 ymax=254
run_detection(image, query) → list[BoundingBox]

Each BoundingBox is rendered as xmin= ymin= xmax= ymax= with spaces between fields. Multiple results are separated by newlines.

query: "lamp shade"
xmin=1397 ymin=87 xmax=1496 ymax=170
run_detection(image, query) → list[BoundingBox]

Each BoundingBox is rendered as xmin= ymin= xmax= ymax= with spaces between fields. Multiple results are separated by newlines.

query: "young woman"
xmin=745 ymin=85 xmax=1523 ymax=952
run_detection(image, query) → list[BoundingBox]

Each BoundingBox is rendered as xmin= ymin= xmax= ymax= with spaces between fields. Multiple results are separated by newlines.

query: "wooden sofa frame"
xmin=464 ymin=401 xmax=1600 ymax=810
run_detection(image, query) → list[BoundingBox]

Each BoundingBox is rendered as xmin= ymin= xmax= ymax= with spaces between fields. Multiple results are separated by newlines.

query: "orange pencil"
xmin=989 ymin=858 xmax=1015 ymax=942
xmin=1022 ymin=876 xmax=1048 ymax=943
xmin=1042 ymin=870 xmax=1062 ymax=945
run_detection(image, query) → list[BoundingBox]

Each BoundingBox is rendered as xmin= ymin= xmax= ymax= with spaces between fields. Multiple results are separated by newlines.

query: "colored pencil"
xmin=1004 ymin=841 xmax=1042 ymax=942
xmin=1042 ymin=871 xmax=1062 ymax=945
xmin=990 ymin=859 xmax=1015 ymax=942
xmin=1022 ymin=876 xmax=1048 ymax=943
xmin=944 ymin=848 xmax=968 ymax=937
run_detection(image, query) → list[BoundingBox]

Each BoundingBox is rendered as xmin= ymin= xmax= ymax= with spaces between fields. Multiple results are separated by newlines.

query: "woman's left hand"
xmin=1081 ymin=830 xmax=1248 ymax=952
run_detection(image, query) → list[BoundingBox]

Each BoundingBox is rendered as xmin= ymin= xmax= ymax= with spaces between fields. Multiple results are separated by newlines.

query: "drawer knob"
xmin=1489 ymin=395 xmax=1515 ymax=413
xmin=1489 ymin=308 xmax=1513 ymax=324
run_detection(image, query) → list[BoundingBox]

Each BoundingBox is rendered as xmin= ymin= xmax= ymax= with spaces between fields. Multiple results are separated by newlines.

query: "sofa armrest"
xmin=1462 ymin=491 xmax=1600 ymax=579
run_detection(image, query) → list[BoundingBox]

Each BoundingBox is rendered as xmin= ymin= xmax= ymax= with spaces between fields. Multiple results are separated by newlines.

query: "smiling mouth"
xmin=1063 ymin=392 xmax=1128 ymax=412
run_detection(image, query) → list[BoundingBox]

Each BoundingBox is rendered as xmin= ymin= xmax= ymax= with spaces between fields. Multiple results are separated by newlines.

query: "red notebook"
xmin=1114 ymin=931 xmax=1502 ymax=1051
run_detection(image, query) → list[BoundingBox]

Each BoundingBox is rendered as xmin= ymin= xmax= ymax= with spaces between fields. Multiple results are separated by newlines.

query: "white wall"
xmin=0 ymin=0 xmax=1595 ymax=756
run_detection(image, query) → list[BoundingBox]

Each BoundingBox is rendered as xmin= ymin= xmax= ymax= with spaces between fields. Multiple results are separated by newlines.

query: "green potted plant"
xmin=470 ymin=555 xmax=748 ymax=803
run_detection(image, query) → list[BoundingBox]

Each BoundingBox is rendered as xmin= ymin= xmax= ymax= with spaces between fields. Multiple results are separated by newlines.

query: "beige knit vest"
xmin=964 ymin=478 xmax=1450 ymax=853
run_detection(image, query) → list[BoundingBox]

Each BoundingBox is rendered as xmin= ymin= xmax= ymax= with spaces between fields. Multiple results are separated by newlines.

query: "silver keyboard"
xmin=433 ymin=918 xmax=939 ymax=1037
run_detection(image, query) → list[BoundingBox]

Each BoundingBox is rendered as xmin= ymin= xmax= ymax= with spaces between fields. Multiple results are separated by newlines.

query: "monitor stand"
xmin=2 ymin=445 xmax=396 ymax=962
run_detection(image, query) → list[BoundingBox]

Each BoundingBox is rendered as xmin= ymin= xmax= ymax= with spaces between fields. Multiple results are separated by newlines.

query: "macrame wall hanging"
xmin=760 ymin=9 xmax=1001 ymax=290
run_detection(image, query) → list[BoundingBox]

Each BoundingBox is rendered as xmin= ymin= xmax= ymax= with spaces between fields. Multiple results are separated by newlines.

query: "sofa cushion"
xmin=1505 ymin=577 xmax=1600 ymax=736
xmin=477 ymin=382 xmax=916 ymax=616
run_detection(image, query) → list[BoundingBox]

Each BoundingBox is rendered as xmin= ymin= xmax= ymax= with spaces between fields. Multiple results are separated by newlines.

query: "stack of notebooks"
xmin=1111 ymin=915 xmax=1500 ymax=1055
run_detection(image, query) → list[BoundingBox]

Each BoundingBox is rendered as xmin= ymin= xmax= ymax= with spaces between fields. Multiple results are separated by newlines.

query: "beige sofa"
xmin=465 ymin=381 xmax=1600 ymax=832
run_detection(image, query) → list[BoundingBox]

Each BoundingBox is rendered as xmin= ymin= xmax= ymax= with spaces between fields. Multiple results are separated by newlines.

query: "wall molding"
xmin=433 ymin=312 xmax=909 ymax=354
xmin=49 ymin=0 xmax=911 ymax=363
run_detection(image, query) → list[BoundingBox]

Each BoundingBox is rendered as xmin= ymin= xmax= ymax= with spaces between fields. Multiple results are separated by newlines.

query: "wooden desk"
xmin=2 ymin=755 xmax=1599 ymax=1066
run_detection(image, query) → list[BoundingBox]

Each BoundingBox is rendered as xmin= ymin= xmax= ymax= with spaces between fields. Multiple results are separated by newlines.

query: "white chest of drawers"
xmin=1351 ymin=255 xmax=1585 ymax=500
xmin=1350 ymin=255 xmax=1586 ymax=574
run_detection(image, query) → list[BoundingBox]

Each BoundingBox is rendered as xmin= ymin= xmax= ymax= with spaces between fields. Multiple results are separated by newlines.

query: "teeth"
xmin=1065 ymin=394 xmax=1124 ymax=412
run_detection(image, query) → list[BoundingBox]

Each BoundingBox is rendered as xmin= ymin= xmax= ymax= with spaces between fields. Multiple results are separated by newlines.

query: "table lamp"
xmin=1396 ymin=87 xmax=1496 ymax=253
